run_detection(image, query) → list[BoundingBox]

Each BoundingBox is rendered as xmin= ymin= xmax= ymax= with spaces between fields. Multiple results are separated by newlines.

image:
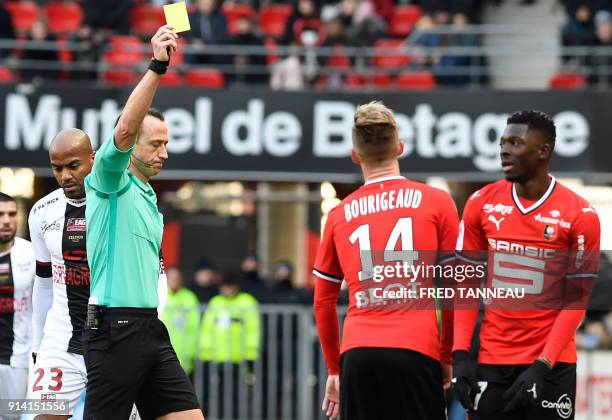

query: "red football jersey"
xmin=454 ymin=176 xmax=601 ymax=365
xmin=313 ymin=176 xmax=459 ymax=374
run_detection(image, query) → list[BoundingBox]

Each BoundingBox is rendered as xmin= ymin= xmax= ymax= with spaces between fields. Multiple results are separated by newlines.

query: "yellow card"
xmin=163 ymin=2 xmax=191 ymax=33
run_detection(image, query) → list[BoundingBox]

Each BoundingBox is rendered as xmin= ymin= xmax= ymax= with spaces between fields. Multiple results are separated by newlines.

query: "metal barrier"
xmin=184 ymin=304 xmax=612 ymax=420
xmin=191 ymin=304 xmax=345 ymax=420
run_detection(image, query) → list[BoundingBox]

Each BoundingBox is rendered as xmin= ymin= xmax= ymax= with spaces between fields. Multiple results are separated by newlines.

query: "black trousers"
xmin=83 ymin=308 xmax=201 ymax=420
xmin=470 ymin=363 xmax=576 ymax=420
xmin=340 ymin=347 xmax=447 ymax=420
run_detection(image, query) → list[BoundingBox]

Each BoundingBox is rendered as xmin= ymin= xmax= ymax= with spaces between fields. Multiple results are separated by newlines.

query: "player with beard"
xmin=0 ymin=192 xmax=35 ymax=413
xmin=28 ymin=129 xmax=167 ymax=419
xmin=452 ymin=110 xmax=601 ymax=420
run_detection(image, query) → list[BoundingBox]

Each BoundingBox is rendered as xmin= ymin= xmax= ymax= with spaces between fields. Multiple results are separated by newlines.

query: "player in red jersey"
xmin=313 ymin=102 xmax=459 ymax=420
xmin=452 ymin=110 xmax=600 ymax=420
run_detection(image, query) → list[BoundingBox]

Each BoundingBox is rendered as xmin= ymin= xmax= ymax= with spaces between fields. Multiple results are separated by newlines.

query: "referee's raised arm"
xmin=114 ymin=25 xmax=177 ymax=152
xmin=83 ymin=25 xmax=204 ymax=420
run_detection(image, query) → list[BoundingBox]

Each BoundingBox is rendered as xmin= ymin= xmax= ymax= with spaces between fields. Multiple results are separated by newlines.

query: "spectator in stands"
xmin=0 ymin=1 xmax=15 ymax=59
xmin=160 ymin=268 xmax=200 ymax=378
xmin=270 ymin=42 xmax=306 ymax=90
xmin=199 ymin=272 xmax=260 ymax=418
xmin=185 ymin=0 xmax=229 ymax=65
xmin=435 ymin=13 xmax=482 ymax=86
xmin=83 ymin=0 xmax=131 ymax=34
xmin=282 ymin=0 xmax=321 ymax=45
xmin=230 ymin=16 xmax=268 ymax=85
xmin=20 ymin=20 xmax=59 ymax=81
xmin=318 ymin=16 xmax=351 ymax=89
xmin=561 ymin=3 xmax=597 ymax=64
xmin=189 ymin=259 xmax=220 ymax=302
xmin=333 ymin=0 xmax=386 ymax=46
xmin=68 ymin=25 xmax=103 ymax=80
xmin=240 ymin=254 xmax=271 ymax=302
xmin=590 ymin=9 xmax=612 ymax=84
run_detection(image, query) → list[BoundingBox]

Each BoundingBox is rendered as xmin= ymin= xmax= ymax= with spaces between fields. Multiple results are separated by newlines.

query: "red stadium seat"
xmin=57 ymin=38 xmax=73 ymax=80
xmin=102 ymin=69 xmax=138 ymax=86
xmin=0 ymin=66 xmax=14 ymax=83
xmin=104 ymin=36 xmax=144 ymax=66
xmin=549 ymin=72 xmax=587 ymax=90
xmin=396 ymin=71 xmax=436 ymax=90
xmin=159 ymin=69 xmax=182 ymax=86
xmin=5 ymin=1 xmax=39 ymax=33
xmin=325 ymin=45 xmax=351 ymax=69
xmin=222 ymin=4 xmax=255 ymax=35
xmin=388 ymin=5 xmax=422 ymax=38
xmin=185 ymin=68 xmax=224 ymax=88
xmin=170 ymin=37 xmax=187 ymax=66
xmin=368 ymin=72 xmax=392 ymax=88
xmin=45 ymin=2 xmax=83 ymax=35
xmin=259 ymin=4 xmax=293 ymax=38
xmin=130 ymin=4 xmax=166 ymax=37
xmin=373 ymin=39 xmax=411 ymax=69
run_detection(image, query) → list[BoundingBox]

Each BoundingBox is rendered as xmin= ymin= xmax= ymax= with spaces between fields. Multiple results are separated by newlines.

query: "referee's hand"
xmin=322 ymin=374 xmax=340 ymax=420
xmin=151 ymin=25 xmax=178 ymax=62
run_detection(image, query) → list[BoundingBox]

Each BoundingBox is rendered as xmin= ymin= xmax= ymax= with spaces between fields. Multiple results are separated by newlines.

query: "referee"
xmin=83 ymin=25 xmax=203 ymax=420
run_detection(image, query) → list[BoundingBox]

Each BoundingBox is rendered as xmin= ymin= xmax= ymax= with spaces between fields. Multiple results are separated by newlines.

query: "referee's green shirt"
xmin=85 ymin=134 xmax=163 ymax=308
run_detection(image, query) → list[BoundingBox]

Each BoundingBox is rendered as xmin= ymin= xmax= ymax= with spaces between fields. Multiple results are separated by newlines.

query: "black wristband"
xmin=148 ymin=58 xmax=169 ymax=75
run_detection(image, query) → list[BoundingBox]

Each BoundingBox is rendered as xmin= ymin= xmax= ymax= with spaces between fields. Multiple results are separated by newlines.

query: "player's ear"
xmin=539 ymin=142 xmax=552 ymax=160
xmin=396 ymin=141 xmax=404 ymax=157
xmin=351 ymin=149 xmax=361 ymax=164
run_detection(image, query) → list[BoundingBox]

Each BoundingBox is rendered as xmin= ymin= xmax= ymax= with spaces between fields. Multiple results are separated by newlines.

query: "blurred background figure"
xmin=160 ymin=268 xmax=201 ymax=379
xmin=20 ymin=20 xmax=59 ymax=81
xmin=189 ymin=260 xmax=220 ymax=303
xmin=271 ymin=260 xmax=312 ymax=304
xmin=186 ymin=0 xmax=229 ymax=65
xmin=83 ymin=0 xmax=131 ymax=34
xmin=0 ymin=0 xmax=15 ymax=59
xmin=230 ymin=16 xmax=268 ymax=86
xmin=240 ymin=254 xmax=270 ymax=302
xmin=199 ymin=272 xmax=261 ymax=419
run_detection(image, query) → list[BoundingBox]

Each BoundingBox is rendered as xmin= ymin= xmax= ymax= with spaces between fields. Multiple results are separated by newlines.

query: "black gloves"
xmin=451 ymin=350 xmax=480 ymax=411
xmin=503 ymin=359 xmax=551 ymax=412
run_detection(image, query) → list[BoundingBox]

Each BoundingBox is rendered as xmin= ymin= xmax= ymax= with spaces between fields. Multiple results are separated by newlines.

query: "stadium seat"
xmin=102 ymin=69 xmax=138 ymax=86
xmin=369 ymin=72 xmax=392 ymax=88
xmin=396 ymin=71 xmax=436 ymax=90
xmin=222 ymin=4 xmax=255 ymax=35
xmin=549 ymin=72 xmax=587 ymax=90
xmin=45 ymin=2 xmax=83 ymax=35
xmin=388 ymin=5 xmax=422 ymax=38
xmin=170 ymin=37 xmax=187 ymax=66
xmin=159 ymin=69 xmax=182 ymax=86
xmin=130 ymin=4 xmax=165 ymax=37
xmin=259 ymin=4 xmax=293 ymax=38
xmin=0 ymin=66 xmax=14 ymax=83
xmin=373 ymin=39 xmax=411 ymax=69
xmin=57 ymin=38 xmax=73 ymax=80
xmin=104 ymin=36 xmax=144 ymax=66
xmin=184 ymin=68 xmax=225 ymax=88
xmin=5 ymin=1 xmax=39 ymax=33
xmin=325 ymin=45 xmax=351 ymax=69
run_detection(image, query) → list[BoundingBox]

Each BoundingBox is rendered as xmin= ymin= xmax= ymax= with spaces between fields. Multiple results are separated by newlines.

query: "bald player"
xmin=28 ymin=130 xmax=167 ymax=419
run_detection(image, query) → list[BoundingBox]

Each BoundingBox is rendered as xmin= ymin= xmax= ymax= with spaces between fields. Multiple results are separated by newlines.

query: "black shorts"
xmin=470 ymin=363 xmax=576 ymax=420
xmin=82 ymin=308 xmax=201 ymax=420
xmin=340 ymin=347 xmax=446 ymax=420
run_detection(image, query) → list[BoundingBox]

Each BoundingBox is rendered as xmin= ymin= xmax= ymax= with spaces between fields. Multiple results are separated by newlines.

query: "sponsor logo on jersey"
xmin=41 ymin=394 xmax=57 ymax=400
xmin=541 ymin=394 xmax=572 ymax=419
xmin=41 ymin=220 xmax=61 ymax=234
xmin=576 ymin=235 xmax=585 ymax=269
xmin=550 ymin=209 xmax=561 ymax=218
xmin=534 ymin=213 xmax=571 ymax=229
xmin=543 ymin=224 xmax=558 ymax=241
xmin=483 ymin=203 xmax=514 ymax=215
xmin=32 ymin=197 xmax=59 ymax=215
xmin=0 ymin=263 xmax=9 ymax=274
xmin=66 ymin=217 xmax=86 ymax=232
xmin=487 ymin=215 xmax=504 ymax=231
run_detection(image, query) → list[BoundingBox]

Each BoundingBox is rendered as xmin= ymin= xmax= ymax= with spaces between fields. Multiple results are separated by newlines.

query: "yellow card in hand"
xmin=163 ymin=2 xmax=191 ymax=33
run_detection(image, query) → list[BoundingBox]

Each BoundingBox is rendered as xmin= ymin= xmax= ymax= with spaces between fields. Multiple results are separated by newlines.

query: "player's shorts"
xmin=82 ymin=308 xmax=201 ymax=420
xmin=31 ymin=350 xmax=87 ymax=415
xmin=340 ymin=347 xmax=446 ymax=420
xmin=470 ymin=362 xmax=576 ymax=420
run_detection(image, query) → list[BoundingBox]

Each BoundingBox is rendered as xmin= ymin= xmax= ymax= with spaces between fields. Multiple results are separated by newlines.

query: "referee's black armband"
xmin=148 ymin=58 xmax=169 ymax=75
xmin=36 ymin=261 xmax=52 ymax=278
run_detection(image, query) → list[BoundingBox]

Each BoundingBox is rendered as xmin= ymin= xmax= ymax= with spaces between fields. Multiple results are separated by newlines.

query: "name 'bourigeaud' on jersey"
xmin=344 ymin=188 xmax=423 ymax=222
